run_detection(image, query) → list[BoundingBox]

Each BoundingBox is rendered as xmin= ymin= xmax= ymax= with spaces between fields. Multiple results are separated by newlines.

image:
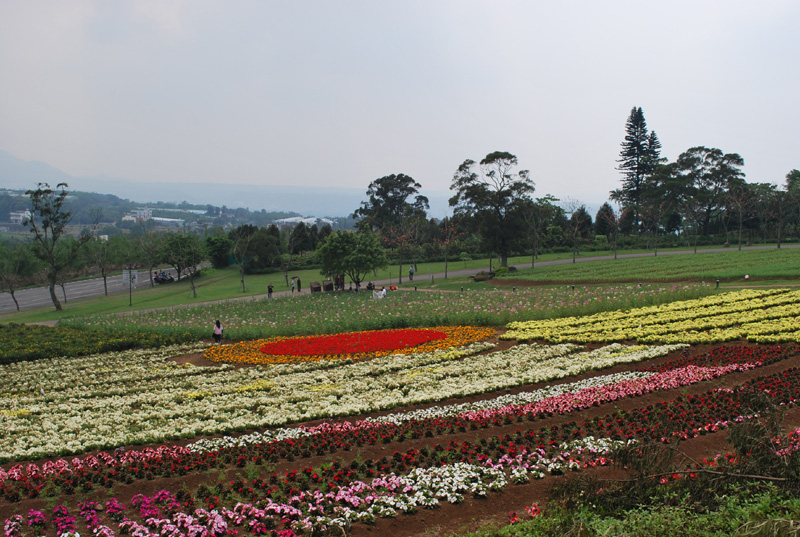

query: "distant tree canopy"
xmin=353 ymin=174 xmax=429 ymax=235
xmin=316 ymin=231 xmax=387 ymax=288
xmin=450 ymin=151 xmax=535 ymax=267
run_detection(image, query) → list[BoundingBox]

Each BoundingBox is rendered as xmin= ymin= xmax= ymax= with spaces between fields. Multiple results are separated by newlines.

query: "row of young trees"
xmin=1 ymin=184 xmax=212 ymax=311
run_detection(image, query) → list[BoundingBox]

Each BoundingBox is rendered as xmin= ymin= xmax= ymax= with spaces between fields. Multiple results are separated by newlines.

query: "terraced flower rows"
xmin=503 ymin=288 xmax=800 ymax=344
xmin=5 ymin=289 xmax=800 ymax=537
xmin=2 ymin=344 xmax=797 ymax=536
xmin=2 ymin=329 xmax=688 ymax=461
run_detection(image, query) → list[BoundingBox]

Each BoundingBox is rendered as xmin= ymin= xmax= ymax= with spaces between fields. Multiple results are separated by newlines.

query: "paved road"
xmin=1 ymin=244 xmax=796 ymax=316
xmin=0 ymin=268 xmax=179 ymax=316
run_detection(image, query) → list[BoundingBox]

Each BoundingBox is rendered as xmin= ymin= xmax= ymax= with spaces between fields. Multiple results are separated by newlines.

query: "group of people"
xmin=152 ymin=271 xmax=174 ymax=284
xmin=291 ymin=278 xmax=302 ymax=293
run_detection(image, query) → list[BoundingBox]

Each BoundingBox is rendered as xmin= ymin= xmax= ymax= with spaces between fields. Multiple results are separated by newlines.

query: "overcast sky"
xmin=1 ymin=1 xmax=798 ymax=213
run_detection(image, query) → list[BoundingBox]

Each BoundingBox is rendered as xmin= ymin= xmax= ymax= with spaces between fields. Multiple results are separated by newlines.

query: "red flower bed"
xmin=259 ymin=328 xmax=447 ymax=356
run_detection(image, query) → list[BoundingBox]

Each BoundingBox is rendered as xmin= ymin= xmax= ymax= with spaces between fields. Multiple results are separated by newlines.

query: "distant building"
xmin=151 ymin=217 xmax=184 ymax=227
xmin=274 ymin=216 xmax=336 ymax=228
xmin=9 ymin=210 xmax=31 ymax=225
xmin=121 ymin=207 xmax=153 ymax=223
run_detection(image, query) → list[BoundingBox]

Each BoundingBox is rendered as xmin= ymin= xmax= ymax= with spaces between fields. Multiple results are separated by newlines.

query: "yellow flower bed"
xmin=203 ymin=326 xmax=496 ymax=365
xmin=503 ymin=289 xmax=800 ymax=344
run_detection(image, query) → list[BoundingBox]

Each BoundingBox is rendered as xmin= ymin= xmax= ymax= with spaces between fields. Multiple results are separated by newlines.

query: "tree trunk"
xmin=240 ymin=266 xmax=246 ymax=292
xmin=653 ymin=229 xmax=658 ymax=257
xmin=49 ymin=276 xmax=62 ymax=311
xmin=102 ymin=269 xmax=108 ymax=296
xmin=9 ymin=287 xmax=20 ymax=311
xmin=738 ymin=212 xmax=743 ymax=251
xmin=59 ymin=282 xmax=68 ymax=303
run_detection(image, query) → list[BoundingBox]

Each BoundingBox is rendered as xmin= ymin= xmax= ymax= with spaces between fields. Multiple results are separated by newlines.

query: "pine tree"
xmin=615 ymin=107 xmax=661 ymax=227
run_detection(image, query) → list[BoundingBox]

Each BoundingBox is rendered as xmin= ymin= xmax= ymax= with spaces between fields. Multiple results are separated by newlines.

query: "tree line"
xmin=3 ymin=107 xmax=799 ymax=311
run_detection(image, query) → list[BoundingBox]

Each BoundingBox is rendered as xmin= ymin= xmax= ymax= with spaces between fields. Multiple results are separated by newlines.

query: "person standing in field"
xmin=268 ymin=283 xmax=274 ymax=298
xmin=291 ymin=279 xmax=295 ymax=293
xmin=297 ymin=278 xmax=302 ymax=292
xmin=212 ymin=320 xmax=223 ymax=345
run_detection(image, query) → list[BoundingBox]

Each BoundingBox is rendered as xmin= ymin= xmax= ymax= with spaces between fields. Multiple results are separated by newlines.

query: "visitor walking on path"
xmin=291 ymin=279 xmax=295 ymax=293
xmin=297 ymin=278 xmax=302 ymax=292
xmin=212 ymin=320 xmax=223 ymax=345
xmin=268 ymin=283 xmax=274 ymax=298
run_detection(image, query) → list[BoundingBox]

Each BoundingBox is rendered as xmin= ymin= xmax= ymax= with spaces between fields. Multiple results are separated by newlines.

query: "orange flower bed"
xmin=203 ymin=326 xmax=496 ymax=365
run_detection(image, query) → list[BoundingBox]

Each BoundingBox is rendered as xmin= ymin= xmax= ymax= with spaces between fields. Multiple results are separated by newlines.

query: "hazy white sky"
xmin=1 ymin=1 xmax=798 ymax=210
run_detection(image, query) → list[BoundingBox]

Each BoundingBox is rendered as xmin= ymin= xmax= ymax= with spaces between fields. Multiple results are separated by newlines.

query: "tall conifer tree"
xmin=614 ymin=107 xmax=661 ymax=228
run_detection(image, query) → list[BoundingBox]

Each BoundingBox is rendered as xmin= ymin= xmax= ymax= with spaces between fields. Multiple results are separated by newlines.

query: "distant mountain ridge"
xmin=0 ymin=149 xmax=452 ymax=218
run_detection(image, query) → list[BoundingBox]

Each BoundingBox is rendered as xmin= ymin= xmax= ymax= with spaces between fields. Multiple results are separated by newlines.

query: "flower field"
xmin=4 ymin=285 xmax=800 ymax=537
xmin=58 ymin=283 xmax=709 ymax=340
xmin=503 ymin=288 xmax=800 ymax=344
xmin=205 ymin=326 xmax=495 ymax=365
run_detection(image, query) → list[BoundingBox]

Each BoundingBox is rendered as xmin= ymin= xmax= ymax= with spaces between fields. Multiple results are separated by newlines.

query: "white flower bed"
xmin=0 ymin=340 xmax=682 ymax=461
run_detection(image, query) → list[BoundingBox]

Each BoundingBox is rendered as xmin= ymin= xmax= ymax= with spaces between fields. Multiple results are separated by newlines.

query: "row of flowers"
xmin=4 ymin=434 xmax=617 ymax=537
xmin=1 ymin=337 xmax=689 ymax=462
xmin=203 ymin=326 xmax=495 ymax=365
xmin=5 ymin=356 xmax=800 ymax=535
xmin=503 ymin=288 xmax=800 ymax=344
xmin=1 ymin=345 xmax=790 ymax=499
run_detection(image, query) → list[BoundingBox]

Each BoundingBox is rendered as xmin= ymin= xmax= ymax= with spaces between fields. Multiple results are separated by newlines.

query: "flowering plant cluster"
xmin=60 ymin=283 xmax=707 ymax=341
xmin=204 ymin=326 xmax=495 ymax=364
xmin=1 ymin=345 xmax=790 ymax=506
xmin=2 ymin=338 xmax=696 ymax=462
xmin=503 ymin=288 xmax=800 ymax=344
xmin=6 ymin=352 xmax=800 ymax=535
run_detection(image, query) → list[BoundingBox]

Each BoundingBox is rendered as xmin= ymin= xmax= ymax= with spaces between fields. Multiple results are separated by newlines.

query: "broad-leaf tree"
xmin=316 ymin=231 xmax=387 ymax=289
xmin=676 ymin=146 xmax=745 ymax=236
xmin=450 ymin=151 xmax=534 ymax=267
xmin=164 ymin=232 xmax=205 ymax=298
xmin=521 ymin=195 xmax=561 ymax=268
xmin=0 ymin=241 xmax=41 ymax=311
xmin=24 ymin=183 xmax=90 ymax=311
xmin=83 ymin=236 xmax=117 ymax=296
xmin=564 ymin=200 xmax=593 ymax=263
xmin=354 ymin=173 xmax=429 ymax=282
xmin=230 ymin=224 xmax=258 ymax=292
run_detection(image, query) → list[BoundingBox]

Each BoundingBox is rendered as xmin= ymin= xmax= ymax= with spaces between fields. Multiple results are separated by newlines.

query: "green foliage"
xmin=450 ymin=151 xmax=535 ymax=266
xmin=353 ymin=173 xmax=429 ymax=234
xmin=206 ymin=235 xmax=233 ymax=269
xmin=0 ymin=323 xmax=193 ymax=364
xmin=24 ymin=182 xmax=91 ymax=311
xmin=316 ymin=230 xmax=388 ymax=286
